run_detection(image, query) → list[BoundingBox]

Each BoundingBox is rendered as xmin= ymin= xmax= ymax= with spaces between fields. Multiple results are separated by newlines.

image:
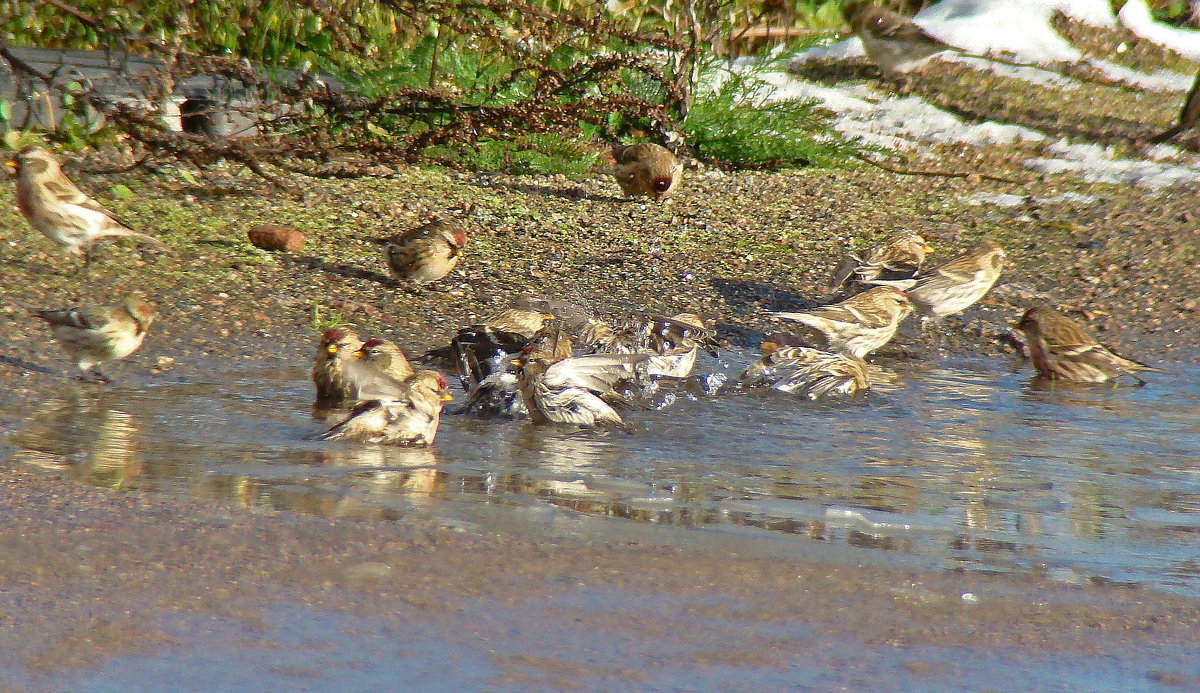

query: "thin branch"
xmin=855 ymin=153 xmax=1021 ymax=185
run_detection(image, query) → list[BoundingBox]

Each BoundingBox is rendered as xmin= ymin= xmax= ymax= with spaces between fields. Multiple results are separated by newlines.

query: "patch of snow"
xmin=964 ymin=191 xmax=1026 ymax=206
xmin=1026 ymin=140 xmax=1200 ymax=187
xmin=1118 ymin=0 xmax=1200 ymax=63
xmin=763 ymin=73 xmax=1046 ymax=149
xmin=1086 ymin=58 xmax=1196 ymax=92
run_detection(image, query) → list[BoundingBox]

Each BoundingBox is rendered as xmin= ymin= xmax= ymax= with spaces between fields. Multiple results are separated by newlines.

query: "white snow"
xmin=776 ymin=0 xmax=1200 ymax=190
xmin=1118 ymin=0 xmax=1200 ymax=63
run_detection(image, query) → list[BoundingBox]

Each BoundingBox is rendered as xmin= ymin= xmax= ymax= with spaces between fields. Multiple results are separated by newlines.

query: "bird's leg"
xmin=79 ymin=366 xmax=110 ymax=384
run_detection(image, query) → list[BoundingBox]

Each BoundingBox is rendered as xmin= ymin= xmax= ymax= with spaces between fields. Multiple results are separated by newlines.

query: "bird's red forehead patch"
xmin=436 ymin=374 xmax=448 ymax=389
xmin=362 ymin=338 xmax=385 ymax=349
xmin=451 ymin=229 xmax=467 ymax=246
xmin=323 ymin=328 xmax=345 ymax=341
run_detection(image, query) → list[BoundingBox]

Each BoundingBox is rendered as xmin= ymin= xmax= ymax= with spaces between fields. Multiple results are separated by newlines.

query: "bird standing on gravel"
xmin=12 ymin=147 xmax=166 ymax=272
xmin=873 ymin=240 xmax=1006 ymax=324
xmin=347 ymin=338 xmax=416 ymax=400
xmin=1015 ymin=307 xmax=1166 ymax=384
xmin=376 ymin=218 xmax=467 ymax=290
xmin=33 ymin=296 xmax=155 ymax=381
xmin=843 ymin=1 xmax=964 ymax=79
xmin=829 ymin=230 xmax=932 ymax=297
xmin=312 ymin=328 xmax=365 ymax=403
xmin=1151 ymin=69 xmax=1200 ymax=144
xmin=318 ymin=370 xmax=452 ymax=445
xmin=769 ymin=287 xmax=912 ymax=359
xmin=611 ymin=143 xmax=682 ymax=201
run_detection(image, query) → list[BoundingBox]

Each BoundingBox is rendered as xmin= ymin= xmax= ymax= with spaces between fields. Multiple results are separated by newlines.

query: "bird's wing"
xmin=542 ymin=354 xmax=648 ymax=392
xmin=537 ymin=386 xmax=624 ymax=426
xmin=318 ymin=400 xmax=389 ymax=440
xmin=43 ymin=177 xmax=136 ymax=230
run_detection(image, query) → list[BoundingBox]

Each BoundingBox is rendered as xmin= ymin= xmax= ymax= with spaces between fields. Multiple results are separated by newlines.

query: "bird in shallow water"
xmin=575 ymin=311 xmax=719 ymax=379
xmin=346 ymin=337 xmax=416 ymax=400
xmin=318 ymin=370 xmax=453 ymax=445
xmin=33 ymin=296 xmax=155 ymax=382
xmin=739 ymin=335 xmax=870 ymax=399
xmin=515 ymin=346 xmax=650 ymax=428
xmin=312 ymin=328 xmax=365 ymax=403
xmin=1015 ymin=307 xmax=1166 ymax=385
xmin=12 ymin=146 xmax=167 ymax=273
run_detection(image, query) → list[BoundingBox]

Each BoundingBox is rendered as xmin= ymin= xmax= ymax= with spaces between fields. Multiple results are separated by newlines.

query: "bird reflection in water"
xmin=9 ymin=390 xmax=142 ymax=489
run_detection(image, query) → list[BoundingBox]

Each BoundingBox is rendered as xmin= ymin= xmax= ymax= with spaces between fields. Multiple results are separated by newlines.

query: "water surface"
xmin=10 ymin=352 xmax=1200 ymax=595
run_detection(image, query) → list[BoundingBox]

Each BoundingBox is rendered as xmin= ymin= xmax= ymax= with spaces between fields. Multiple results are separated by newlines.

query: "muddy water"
xmin=9 ymin=352 xmax=1200 ymax=596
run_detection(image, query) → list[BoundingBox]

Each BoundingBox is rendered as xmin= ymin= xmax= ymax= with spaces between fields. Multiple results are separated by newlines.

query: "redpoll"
xmin=882 ymin=241 xmax=1006 ymax=322
xmin=1152 ymin=69 xmax=1200 ymax=144
xmin=769 ymin=286 xmax=912 ymax=359
xmin=377 ymin=218 xmax=467 ymax=289
xmin=1015 ymin=307 xmax=1167 ymax=384
xmin=843 ymin=1 xmax=964 ymax=79
xmin=12 ymin=147 xmax=166 ymax=271
xmin=312 ymin=328 xmax=364 ymax=403
xmin=515 ymin=349 xmax=649 ymax=427
xmin=829 ymin=229 xmax=931 ymax=296
xmin=318 ymin=370 xmax=452 ymax=445
xmin=611 ymin=143 xmax=682 ymax=201
xmin=347 ymin=337 xmax=416 ymax=400
xmin=483 ymin=296 xmax=557 ymax=338
xmin=455 ymin=326 xmax=574 ymax=419
xmin=34 ymin=296 xmax=155 ymax=381
xmin=576 ymin=312 xmax=718 ymax=378
xmin=740 ymin=341 xmax=869 ymax=399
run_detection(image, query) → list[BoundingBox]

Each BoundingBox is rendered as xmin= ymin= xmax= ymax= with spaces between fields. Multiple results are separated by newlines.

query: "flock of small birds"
xmin=10 ymin=2 xmax=1174 ymax=447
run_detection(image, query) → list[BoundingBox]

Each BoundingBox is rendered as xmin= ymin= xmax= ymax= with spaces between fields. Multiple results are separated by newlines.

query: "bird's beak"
xmin=923 ymin=244 xmax=934 ymax=253
xmin=440 ymin=392 xmax=454 ymax=402
xmin=512 ymin=358 xmax=525 ymax=367
xmin=352 ymin=348 xmax=366 ymax=359
xmin=326 ymin=344 xmax=339 ymax=354
xmin=542 ymin=313 xmax=555 ymax=321
xmin=5 ymin=159 xmax=16 ymax=173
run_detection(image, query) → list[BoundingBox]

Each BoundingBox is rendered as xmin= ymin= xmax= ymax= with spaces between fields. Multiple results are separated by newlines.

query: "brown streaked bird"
xmin=876 ymin=240 xmax=1006 ymax=323
xmin=769 ymin=286 xmax=912 ymax=359
xmin=611 ymin=143 xmax=682 ymax=201
xmin=455 ymin=325 xmax=575 ymax=420
xmin=829 ymin=229 xmax=932 ymax=297
xmin=482 ymin=299 xmax=557 ymax=339
xmin=740 ymin=340 xmax=870 ymax=399
xmin=1151 ymin=69 xmax=1200 ymax=144
xmin=843 ymin=1 xmax=963 ymax=79
xmin=318 ymin=370 xmax=453 ymax=445
xmin=346 ymin=337 xmax=416 ymax=400
xmin=515 ymin=349 xmax=650 ymax=428
xmin=577 ymin=312 xmax=719 ymax=379
xmin=12 ymin=146 xmax=167 ymax=271
xmin=377 ymin=218 xmax=467 ymax=289
xmin=1015 ymin=307 xmax=1166 ymax=385
xmin=312 ymin=328 xmax=365 ymax=403
xmin=34 ymin=296 xmax=155 ymax=381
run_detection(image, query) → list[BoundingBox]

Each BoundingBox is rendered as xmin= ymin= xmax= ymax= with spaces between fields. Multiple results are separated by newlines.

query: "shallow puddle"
xmin=8 ymin=351 xmax=1200 ymax=596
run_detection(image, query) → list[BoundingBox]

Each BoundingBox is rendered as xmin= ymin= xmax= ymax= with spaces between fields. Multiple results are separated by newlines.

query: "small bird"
xmin=33 ymin=296 xmax=155 ymax=381
xmin=318 ymin=370 xmax=453 ymax=445
xmin=611 ymin=143 xmax=682 ymax=201
xmin=577 ymin=312 xmax=719 ymax=378
xmin=12 ymin=147 xmax=166 ymax=271
xmin=346 ymin=337 xmax=415 ymax=400
xmin=515 ymin=348 xmax=650 ymax=427
xmin=828 ymin=230 xmax=932 ymax=297
xmin=376 ymin=218 xmax=467 ymax=290
xmin=769 ymin=287 xmax=912 ymax=359
xmin=455 ymin=325 xmax=574 ymax=419
xmin=843 ymin=1 xmax=964 ymax=79
xmin=312 ymin=328 xmax=365 ymax=403
xmin=1151 ymin=69 xmax=1200 ymax=144
xmin=877 ymin=240 xmax=1006 ymax=323
xmin=740 ymin=339 xmax=870 ymax=399
xmin=481 ymin=301 xmax=557 ymax=338
xmin=1015 ymin=307 xmax=1166 ymax=384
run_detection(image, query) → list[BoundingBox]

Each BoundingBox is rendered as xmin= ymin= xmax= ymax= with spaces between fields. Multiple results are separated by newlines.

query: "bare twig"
xmin=855 ymin=153 xmax=1021 ymax=185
